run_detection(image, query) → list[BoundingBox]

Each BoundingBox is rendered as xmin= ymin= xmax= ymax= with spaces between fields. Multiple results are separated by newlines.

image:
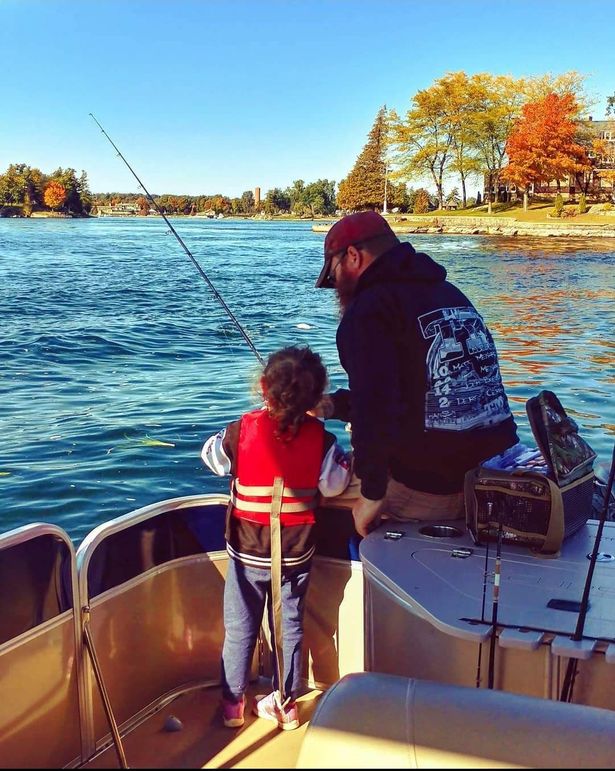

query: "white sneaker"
xmin=253 ymin=692 xmax=299 ymax=730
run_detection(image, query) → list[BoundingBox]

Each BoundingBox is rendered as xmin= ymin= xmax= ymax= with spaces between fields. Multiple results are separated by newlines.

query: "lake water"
xmin=1 ymin=217 xmax=613 ymax=543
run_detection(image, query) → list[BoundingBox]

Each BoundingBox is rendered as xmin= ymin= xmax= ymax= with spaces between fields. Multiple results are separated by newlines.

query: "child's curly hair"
xmin=261 ymin=345 xmax=328 ymax=439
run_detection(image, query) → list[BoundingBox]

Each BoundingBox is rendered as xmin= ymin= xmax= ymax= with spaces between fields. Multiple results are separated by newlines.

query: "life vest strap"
xmin=270 ymin=476 xmax=286 ymax=704
xmin=235 ymin=479 xmax=317 ymax=499
xmin=231 ymin=493 xmax=317 ymax=514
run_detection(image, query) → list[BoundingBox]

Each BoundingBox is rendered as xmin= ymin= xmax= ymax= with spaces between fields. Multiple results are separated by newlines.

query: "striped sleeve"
xmin=201 ymin=428 xmax=232 ymax=476
xmin=318 ymin=433 xmax=352 ymax=497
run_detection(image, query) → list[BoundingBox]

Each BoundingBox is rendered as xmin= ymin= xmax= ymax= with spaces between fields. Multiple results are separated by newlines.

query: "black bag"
xmin=465 ymin=390 xmax=596 ymax=554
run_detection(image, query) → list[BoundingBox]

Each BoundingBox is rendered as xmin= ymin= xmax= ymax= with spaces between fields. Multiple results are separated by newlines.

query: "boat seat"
xmin=296 ymin=671 xmax=615 ymax=768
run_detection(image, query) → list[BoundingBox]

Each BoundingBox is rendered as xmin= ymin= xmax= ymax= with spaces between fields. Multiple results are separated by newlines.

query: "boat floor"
xmin=82 ymin=678 xmax=324 ymax=769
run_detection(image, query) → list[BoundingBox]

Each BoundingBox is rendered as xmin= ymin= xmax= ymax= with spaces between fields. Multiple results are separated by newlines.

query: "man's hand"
xmin=352 ymin=495 xmax=384 ymax=538
xmin=307 ymin=394 xmax=334 ymax=419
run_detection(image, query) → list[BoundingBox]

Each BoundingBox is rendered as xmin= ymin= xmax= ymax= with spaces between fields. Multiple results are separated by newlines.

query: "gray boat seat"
xmin=296 ymin=671 xmax=615 ymax=768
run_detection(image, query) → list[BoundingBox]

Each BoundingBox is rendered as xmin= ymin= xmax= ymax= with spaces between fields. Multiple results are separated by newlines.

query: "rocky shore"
xmin=313 ymin=215 xmax=615 ymax=239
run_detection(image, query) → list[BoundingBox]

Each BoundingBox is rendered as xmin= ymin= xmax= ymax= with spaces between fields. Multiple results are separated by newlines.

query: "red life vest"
xmin=231 ymin=409 xmax=324 ymax=527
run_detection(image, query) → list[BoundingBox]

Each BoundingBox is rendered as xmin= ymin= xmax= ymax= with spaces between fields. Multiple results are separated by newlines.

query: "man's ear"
xmin=349 ymin=244 xmax=373 ymax=276
xmin=346 ymin=244 xmax=362 ymax=270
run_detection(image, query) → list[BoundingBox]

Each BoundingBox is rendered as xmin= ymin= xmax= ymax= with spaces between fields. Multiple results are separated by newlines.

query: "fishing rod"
xmin=89 ymin=113 xmax=265 ymax=366
xmin=475 ymin=503 xmax=491 ymax=688
xmin=487 ymin=501 xmax=504 ymax=689
xmin=560 ymin=442 xmax=615 ymax=703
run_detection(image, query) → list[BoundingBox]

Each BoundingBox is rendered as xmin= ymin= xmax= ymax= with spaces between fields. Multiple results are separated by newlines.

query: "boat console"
xmin=361 ymin=516 xmax=615 ymax=709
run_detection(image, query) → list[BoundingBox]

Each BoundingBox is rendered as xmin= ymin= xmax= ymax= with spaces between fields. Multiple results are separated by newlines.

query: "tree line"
xmin=3 ymin=71 xmax=613 ymax=218
xmin=0 ymin=165 xmax=339 ymax=218
xmin=94 ymin=179 xmax=338 ymax=217
xmin=0 ymin=165 xmax=92 ymax=216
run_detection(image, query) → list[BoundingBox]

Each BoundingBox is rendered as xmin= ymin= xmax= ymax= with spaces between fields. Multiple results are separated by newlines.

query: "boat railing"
xmin=0 ymin=523 xmax=84 ymax=768
xmin=0 ymin=496 xmax=367 ymax=767
xmin=75 ymin=493 xmax=235 ymax=760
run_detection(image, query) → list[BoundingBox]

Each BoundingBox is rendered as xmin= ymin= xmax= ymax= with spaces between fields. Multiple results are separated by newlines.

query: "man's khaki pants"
xmin=322 ymin=473 xmax=465 ymax=521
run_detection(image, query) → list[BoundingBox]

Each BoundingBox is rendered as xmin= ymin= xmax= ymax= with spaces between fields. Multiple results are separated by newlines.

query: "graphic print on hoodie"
xmin=419 ymin=306 xmax=511 ymax=431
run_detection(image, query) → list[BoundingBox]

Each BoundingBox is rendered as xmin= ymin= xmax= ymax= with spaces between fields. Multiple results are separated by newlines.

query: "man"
xmin=314 ymin=210 xmax=518 ymax=537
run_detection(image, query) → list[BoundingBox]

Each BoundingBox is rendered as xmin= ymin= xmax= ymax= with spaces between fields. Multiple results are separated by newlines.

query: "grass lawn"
xmin=410 ymin=200 xmax=615 ymax=226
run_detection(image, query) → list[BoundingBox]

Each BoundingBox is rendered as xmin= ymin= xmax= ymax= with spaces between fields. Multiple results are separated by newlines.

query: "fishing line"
xmin=89 ymin=113 xmax=265 ymax=366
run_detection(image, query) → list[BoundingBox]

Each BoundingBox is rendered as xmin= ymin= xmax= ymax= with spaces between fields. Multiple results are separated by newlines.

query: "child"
xmin=201 ymin=345 xmax=352 ymax=731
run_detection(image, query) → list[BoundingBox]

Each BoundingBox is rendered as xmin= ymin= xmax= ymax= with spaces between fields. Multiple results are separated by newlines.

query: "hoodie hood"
xmin=356 ymin=241 xmax=447 ymax=293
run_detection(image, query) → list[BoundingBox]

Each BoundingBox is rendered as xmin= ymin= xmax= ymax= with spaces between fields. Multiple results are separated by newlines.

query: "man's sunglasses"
xmin=327 ymin=248 xmax=348 ymax=284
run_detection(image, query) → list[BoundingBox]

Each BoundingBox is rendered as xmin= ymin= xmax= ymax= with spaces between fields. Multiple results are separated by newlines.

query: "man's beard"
xmin=334 ymin=276 xmax=355 ymax=317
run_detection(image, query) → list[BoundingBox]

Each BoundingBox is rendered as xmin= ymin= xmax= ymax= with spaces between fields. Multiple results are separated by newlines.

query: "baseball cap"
xmin=315 ymin=210 xmax=395 ymax=288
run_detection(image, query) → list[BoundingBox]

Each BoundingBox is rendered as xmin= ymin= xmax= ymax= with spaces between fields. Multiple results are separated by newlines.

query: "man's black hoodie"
xmin=331 ymin=241 xmax=518 ymax=499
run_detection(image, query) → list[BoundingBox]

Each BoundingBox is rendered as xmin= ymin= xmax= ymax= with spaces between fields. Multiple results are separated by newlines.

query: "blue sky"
xmin=1 ymin=0 xmax=613 ymax=197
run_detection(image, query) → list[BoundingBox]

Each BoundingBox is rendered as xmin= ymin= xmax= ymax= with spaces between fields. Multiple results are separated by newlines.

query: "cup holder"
xmin=418 ymin=524 xmax=463 ymax=539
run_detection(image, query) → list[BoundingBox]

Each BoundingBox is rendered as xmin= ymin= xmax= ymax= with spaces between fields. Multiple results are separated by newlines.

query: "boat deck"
xmin=82 ymin=678 xmax=323 ymax=769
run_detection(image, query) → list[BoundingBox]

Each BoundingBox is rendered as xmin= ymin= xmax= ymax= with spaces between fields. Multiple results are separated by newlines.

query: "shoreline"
xmin=312 ymin=215 xmax=615 ymax=239
xmin=8 ymin=211 xmax=615 ymax=238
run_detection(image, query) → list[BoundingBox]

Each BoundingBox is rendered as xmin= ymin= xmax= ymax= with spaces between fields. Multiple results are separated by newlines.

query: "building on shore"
xmin=254 ymin=187 xmax=261 ymax=208
xmin=484 ymin=118 xmax=615 ymax=203
xmin=91 ymin=202 xmax=140 ymax=217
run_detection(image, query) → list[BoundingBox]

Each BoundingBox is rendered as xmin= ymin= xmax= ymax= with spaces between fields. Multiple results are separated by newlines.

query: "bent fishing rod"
xmin=89 ymin=113 xmax=264 ymax=366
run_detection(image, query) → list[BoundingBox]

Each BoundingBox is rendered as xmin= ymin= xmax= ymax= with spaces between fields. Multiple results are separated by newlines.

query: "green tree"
xmin=287 ymin=180 xmax=307 ymax=215
xmin=77 ymin=171 xmax=92 ymax=214
xmin=304 ymin=179 xmax=337 ymax=217
xmin=337 ymin=106 xmax=389 ymax=211
xmin=445 ymin=187 xmax=461 ymax=208
xmin=388 ymin=181 xmax=410 ymax=212
xmin=264 ymin=187 xmax=291 ymax=213
xmin=413 ymin=188 xmax=430 ymax=214
xmin=0 ymin=164 xmax=28 ymax=205
xmin=155 ymin=194 xmax=170 ymax=213
xmin=0 ymin=163 xmax=45 ymax=212
xmin=240 ymin=190 xmax=254 ymax=214
xmin=389 ymin=84 xmax=454 ymax=210
xmin=554 ymin=193 xmax=564 ymax=217
xmin=433 ymin=72 xmax=484 ymax=207
xmin=405 ymin=187 xmax=419 ymax=212
xmin=468 ymin=74 xmax=527 ymax=212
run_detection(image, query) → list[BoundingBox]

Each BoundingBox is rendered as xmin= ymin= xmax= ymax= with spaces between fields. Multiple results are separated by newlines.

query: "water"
xmin=1 ymin=218 xmax=613 ymax=544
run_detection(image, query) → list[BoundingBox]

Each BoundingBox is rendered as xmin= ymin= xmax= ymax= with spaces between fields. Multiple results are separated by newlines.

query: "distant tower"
xmin=254 ymin=187 xmax=261 ymax=208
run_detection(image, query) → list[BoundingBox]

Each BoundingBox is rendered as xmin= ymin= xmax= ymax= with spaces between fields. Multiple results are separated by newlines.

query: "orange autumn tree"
xmin=502 ymin=92 xmax=590 ymax=210
xmin=43 ymin=180 xmax=67 ymax=211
